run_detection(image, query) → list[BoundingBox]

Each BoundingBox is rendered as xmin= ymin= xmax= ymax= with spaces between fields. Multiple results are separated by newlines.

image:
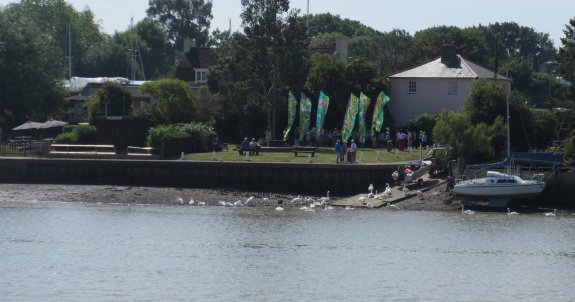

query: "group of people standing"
xmin=334 ymin=138 xmax=358 ymax=164
xmin=373 ymin=128 xmax=429 ymax=152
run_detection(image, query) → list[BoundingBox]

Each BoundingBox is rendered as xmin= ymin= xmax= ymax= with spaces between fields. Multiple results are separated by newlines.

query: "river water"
xmin=1 ymin=200 xmax=574 ymax=302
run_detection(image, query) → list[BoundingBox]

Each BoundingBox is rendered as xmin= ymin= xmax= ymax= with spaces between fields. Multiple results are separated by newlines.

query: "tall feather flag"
xmin=299 ymin=92 xmax=312 ymax=142
xmin=341 ymin=93 xmax=360 ymax=142
xmin=358 ymin=92 xmax=371 ymax=144
xmin=283 ymin=91 xmax=298 ymax=141
xmin=315 ymin=91 xmax=330 ymax=140
xmin=371 ymin=91 xmax=391 ymax=133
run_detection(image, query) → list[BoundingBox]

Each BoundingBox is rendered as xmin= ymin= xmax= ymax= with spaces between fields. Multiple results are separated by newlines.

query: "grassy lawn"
xmin=184 ymin=146 xmax=429 ymax=164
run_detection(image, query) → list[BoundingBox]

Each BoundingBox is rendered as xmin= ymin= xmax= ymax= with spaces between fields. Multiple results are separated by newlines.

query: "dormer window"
xmin=195 ymin=69 xmax=208 ymax=83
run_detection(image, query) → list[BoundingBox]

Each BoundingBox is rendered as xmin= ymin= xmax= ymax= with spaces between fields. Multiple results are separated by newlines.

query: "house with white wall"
xmin=389 ymin=45 xmax=509 ymax=127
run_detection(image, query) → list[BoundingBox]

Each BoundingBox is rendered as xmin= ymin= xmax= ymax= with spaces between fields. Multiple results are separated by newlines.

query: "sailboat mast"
xmin=506 ymin=70 xmax=510 ymax=159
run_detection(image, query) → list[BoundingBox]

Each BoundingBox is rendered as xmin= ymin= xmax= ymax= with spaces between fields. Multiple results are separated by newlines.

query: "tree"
xmin=138 ymin=79 xmax=195 ymax=124
xmin=433 ymin=110 xmax=504 ymax=164
xmin=0 ymin=5 xmax=66 ymax=127
xmin=558 ymin=17 xmax=575 ymax=103
xmin=227 ymin=0 xmax=308 ymax=137
xmin=85 ymin=82 xmax=132 ymax=122
xmin=147 ymin=0 xmax=213 ymax=50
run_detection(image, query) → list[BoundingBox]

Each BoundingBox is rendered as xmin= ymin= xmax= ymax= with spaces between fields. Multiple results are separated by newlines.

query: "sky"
xmin=1 ymin=0 xmax=573 ymax=47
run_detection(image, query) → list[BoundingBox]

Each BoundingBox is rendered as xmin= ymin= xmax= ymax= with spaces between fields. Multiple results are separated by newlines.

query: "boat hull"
xmin=452 ymin=183 xmax=545 ymax=199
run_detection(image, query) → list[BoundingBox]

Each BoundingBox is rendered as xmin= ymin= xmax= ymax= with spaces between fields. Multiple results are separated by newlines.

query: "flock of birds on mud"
xmin=173 ymin=182 xmax=559 ymax=217
xmin=173 ymin=183 xmax=406 ymax=212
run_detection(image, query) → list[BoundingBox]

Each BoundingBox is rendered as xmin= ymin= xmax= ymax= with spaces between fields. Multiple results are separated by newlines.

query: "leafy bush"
xmin=54 ymin=124 xmax=97 ymax=144
xmin=146 ymin=122 xmax=218 ymax=156
xmin=54 ymin=131 xmax=77 ymax=144
xmin=73 ymin=125 xmax=97 ymax=143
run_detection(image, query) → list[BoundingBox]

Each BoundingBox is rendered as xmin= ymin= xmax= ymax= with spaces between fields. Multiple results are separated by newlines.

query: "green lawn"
xmin=184 ymin=146 xmax=428 ymax=164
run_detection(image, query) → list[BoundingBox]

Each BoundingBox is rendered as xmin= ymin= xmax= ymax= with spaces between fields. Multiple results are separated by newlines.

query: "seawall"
xmin=0 ymin=157 xmax=398 ymax=196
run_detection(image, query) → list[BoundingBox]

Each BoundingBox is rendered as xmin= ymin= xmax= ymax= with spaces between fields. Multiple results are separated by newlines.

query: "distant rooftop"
xmin=390 ymin=55 xmax=508 ymax=80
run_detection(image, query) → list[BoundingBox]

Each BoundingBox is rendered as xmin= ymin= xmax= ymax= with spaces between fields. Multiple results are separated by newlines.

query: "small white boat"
xmin=453 ymin=171 xmax=545 ymax=206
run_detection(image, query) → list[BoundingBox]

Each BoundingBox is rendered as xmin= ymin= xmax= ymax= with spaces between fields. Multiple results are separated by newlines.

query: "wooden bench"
xmin=50 ymin=144 xmax=116 ymax=154
xmin=234 ymin=145 xmax=260 ymax=155
xmin=292 ymin=147 xmax=317 ymax=157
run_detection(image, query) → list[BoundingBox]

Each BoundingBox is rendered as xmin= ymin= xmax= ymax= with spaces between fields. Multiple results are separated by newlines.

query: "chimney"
xmin=440 ymin=44 xmax=458 ymax=66
xmin=183 ymin=38 xmax=196 ymax=53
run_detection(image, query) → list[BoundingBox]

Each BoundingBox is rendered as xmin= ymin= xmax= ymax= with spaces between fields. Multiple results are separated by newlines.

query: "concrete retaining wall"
xmin=0 ymin=158 xmax=398 ymax=196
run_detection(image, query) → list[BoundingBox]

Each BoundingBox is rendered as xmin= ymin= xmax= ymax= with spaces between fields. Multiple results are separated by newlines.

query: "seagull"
xmin=544 ymin=209 xmax=557 ymax=217
xmin=366 ymin=203 xmax=374 ymax=209
xmin=344 ymin=206 xmax=355 ymax=210
xmin=262 ymin=197 xmax=272 ymax=206
xmin=461 ymin=205 xmax=475 ymax=215
xmin=386 ymin=202 xmax=400 ymax=210
xmin=507 ymin=208 xmax=519 ymax=215
xmin=358 ymin=195 xmax=367 ymax=203
xmin=368 ymin=184 xmax=374 ymax=195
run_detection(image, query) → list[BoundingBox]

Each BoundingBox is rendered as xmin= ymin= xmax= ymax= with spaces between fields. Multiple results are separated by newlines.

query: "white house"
xmin=389 ymin=45 xmax=509 ymax=126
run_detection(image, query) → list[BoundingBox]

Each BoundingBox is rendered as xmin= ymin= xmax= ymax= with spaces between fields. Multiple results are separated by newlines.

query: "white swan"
xmin=366 ymin=203 xmax=374 ymax=209
xmin=319 ymin=190 xmax=330 ymax=204
xmin=245 ymin=196 xmax=255 ymax=206
xmin=368 ymin=184 xmax=374 ymax=195
xmin=188 ymin=198 xmax=195 ymax=205
xmin=291 ymin=195 xmax=303 ymax=205
xmin=344 ymin=206 xmax=354 ymax=210
xmin=197 ymin=201 xmax=206 ymax=206
xmin=507 ymin=208 xmax=519 ymax=215
xmin=233 ymin=200 xmax=244 ymax=207
xmin=275 ymin=206 xmax=284 ymax=211
xmin=402 ymin=187 xmax=410 ymax=196
xmin=386 ymin=202 xmax=400 ymax=210
xmin=383 ymin=184 xmax=392 ymax=197
xmin=358 ymin=195 xmax=367 ymax=203
xmin=544 ymin=209 xmax=557 ymax=217
xmin=176 ymin=197 xmax=184 ymax=204
xmin=262 ymin=197 xmax=272 ymax=206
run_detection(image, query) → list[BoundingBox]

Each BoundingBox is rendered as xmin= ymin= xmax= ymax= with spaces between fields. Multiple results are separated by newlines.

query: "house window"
xmin=195 ymin=69 xmax=207 ymax=82
xmin=408 ymin=81 xmax=417 ymax=94
xmin=448 ymin=81 xmax=458 ymax=94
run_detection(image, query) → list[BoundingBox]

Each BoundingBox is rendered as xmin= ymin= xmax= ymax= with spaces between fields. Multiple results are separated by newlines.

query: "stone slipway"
xmin=332 ymin=175 xmax=446 ymax=209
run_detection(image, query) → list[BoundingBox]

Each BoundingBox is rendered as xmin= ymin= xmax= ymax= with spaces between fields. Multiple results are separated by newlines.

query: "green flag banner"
xmin=358 ymin=92 xmax=371 ymax=144
xmin=315 ymin=90 xmax=330 ymax=140
xmin=299 ymin=92 xmax=312 ymax=142
xmin=341 ymin=93 xmax=360 ymax=142
xmin=371 ymin=91 xmax=391 ymax=133
xmin=283 ymin=91 xmax=298 ymax=141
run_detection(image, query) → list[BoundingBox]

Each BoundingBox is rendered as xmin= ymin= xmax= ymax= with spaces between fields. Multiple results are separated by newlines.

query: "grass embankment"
xmin=184 ymin=146 xmax=428 ymax=164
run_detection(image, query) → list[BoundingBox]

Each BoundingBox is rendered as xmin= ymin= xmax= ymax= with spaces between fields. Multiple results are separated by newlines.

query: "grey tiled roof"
xmin=390 ymin=55 xmax=508 ymax=80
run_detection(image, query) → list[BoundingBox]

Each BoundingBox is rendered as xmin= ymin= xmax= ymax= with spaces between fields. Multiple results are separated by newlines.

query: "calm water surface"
xmin=1 ymin=200 xmax=574 ymax=302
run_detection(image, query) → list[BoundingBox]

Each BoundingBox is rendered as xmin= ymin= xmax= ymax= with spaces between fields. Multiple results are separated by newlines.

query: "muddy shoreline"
xmin=0 ymin=182 xmax=569 ymax=214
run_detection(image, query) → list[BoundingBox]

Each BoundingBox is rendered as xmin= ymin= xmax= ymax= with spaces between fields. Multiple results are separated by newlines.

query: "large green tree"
xmin=558 ymin=17 xmax=575 ymax=104
xmin=0 ymin=4 xmax=67 ymax=127
xmin=138 ymin=79 xmax=195 ymax=124
xmin=213 ymin=0 xmax=308 ymax=138
xmin=147 ymin=0 xmax=213 ymax=50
